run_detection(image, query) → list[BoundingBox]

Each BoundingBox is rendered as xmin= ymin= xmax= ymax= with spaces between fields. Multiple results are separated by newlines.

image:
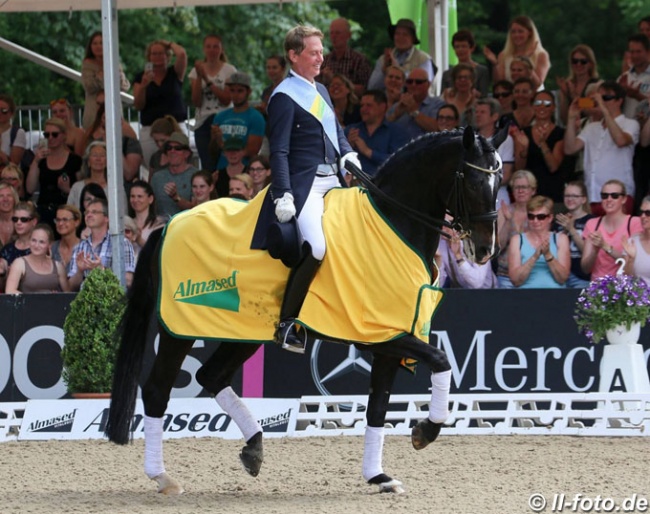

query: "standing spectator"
xmin=147 ymin=115 xmax=182 ymax=177
xmin=556 ymin=45 xmax=600 ymax=126
xmin=345 ymin=89 xmax=408 ymax=176
xmin=229 ymin=173 xmax=254 ymax=200
xmin=493 ymin=80 xmax=514 ymax=128
xmin=50 ymin=98 xmax=87 ymax=156
xmin=555 ymin=181 xmax=595 ymax=288
xmin=189 ymin=34 xmax=236 ymax=172
xmin=483 ymin=15 xmax=550 ymax=90
xmin=26 ymin=118 xmax=82 ymax=229
xmin=581 ymin=180 xmax=642 ymax=279
xmin=436 ymin=104 xmax=461 ymax=131
xmin=368 ymin=19 xmax=436 ymax=92
xmin=317 ymin=18 xmax=371 ymax=97
xmin=440 ymin=63 xmax=478 ymax=126
xmin=1 ymin=164 xmax=26 ymax=201
xmin=329 ymin=74 xmax=361 ymax=127
xmin=68 ymin=198 xmax=135 ymax=290
xmin=441 ymin=29 xmax=490 ymax=98
xmin=5 ymin=224 xmax=69 ymax=294
xmin=133 ymin=40 xmax=188 ymax=166
xmin=80 ymin=31 xmax=130 ymax=130
xmin=623 ymin=194 xmax=650 ymax=285
xmin=0 ymin=201 xmax=38 ymax=289
xmin=504 ymin=77 xmax=536 ymax=129
xmin=260 ymin=55 xmax=287 ymax=115
xmin=128 ymin=179 xmax=165 ymax=248
xmin=618 ymin=33 xmax=650 ymax=119
xmin=0 ymin=94 xmax=26 ymax=170
xmin=214 ymin=137 xmax=247 ymax=198
xmin=247 ymin=156 xmax=271 ymax=197
xmin=384 ymin=65 xmax=406 ymax=112
xmin=508 ymin=195 xmax=570 ymax=288
xmin=0 ymin=182 xmax=19 ymax=247
xmin=51 ymin=204 xmax=81 ymax=276
xmin=150 ymin=132 xmax=197 ymax=217
xmin=386 ymin=69 xmax=444 ymax=140
xmin=191 ymin=170 xmax=215 ymax=205
xmin=564 ymin=81 xmax=639 ymax=215
xmin=211 ymin=72 xmax=265 ymax=170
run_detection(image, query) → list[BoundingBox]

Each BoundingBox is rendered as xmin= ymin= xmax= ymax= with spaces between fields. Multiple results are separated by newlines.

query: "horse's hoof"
xmin=411 ymin=418 xmax=443 ymax=450
xmin=368 ymin=473 xmax=405 ymax=494
xmin=153 ymin=472 xmax=184 ymax=495
xmin=240 ymin=431 xmax=263 ymax=477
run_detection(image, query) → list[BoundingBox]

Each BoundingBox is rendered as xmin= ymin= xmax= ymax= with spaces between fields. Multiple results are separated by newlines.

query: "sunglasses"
xmin=12 ymin=216 xmax=33 ymax=223
xmin=0 ymin=108 xmax=10 ymax=114
xmin=571 ymin=58 xmax=589 ymax=65
xmin=406 ymin=78 xmax=428 ymax=85
xmin=640 ymin=210 xmax=650 ymax=217
xmin=493 ymin=92 xmax=512 ymax=99
xmin=533 ymin=99 xmax=553 ymax=107
xmin=600 ymin=192 xmax=624 ymax=199
xmin=527 ymin=213 xmax=551 ymax=221
xmin=50 ymin=98 xmax=70 ymax=107
xmin=43 ymin=131 xmax=61 ymax=138
xmin=165 ymin=144 xmax=188 ymax=152
xmin=601 ymin=94 xmax=618 ymax=101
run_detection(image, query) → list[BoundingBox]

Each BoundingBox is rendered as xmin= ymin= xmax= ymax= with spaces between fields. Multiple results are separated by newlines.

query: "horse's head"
xmin=448 ymin=126 xmax=503 ymax=265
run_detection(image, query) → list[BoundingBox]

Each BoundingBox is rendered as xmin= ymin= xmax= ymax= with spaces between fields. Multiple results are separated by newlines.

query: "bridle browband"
xmin=344 ymin=150 xmax=502 ymax=240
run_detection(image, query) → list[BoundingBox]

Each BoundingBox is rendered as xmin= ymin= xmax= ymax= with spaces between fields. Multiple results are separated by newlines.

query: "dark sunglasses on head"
xmin=493 ymin=92 xmax=512 ymax=99
xmin=43 ymin=131 xmax=61 ymax=138
xmin=527 ymin=213 xmax=551 ymax=221
xmin=571 ymin=58 xmax=589 ymax=65
xmin=640 ymin=210 xmax=650 ymax=217
xmin=533 ymin=99 xmax=553 ymax=107
xmin=600 ymin=192 xmax=624 ymax=199
xmin=601 ymin=94 xmax=618 ymax=101
xmin=406 ymin=78 xmax=428 ymax=85
xmin=12 ymin=216 xmax=33 ymax=223
xmin=0 ymin=108 xmax=10 ymax=114
xmin=50 ymin=98 xmax=70 ymax=107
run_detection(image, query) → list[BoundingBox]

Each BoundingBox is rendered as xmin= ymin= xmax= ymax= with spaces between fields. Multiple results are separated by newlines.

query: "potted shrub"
xmin=61 ymin=268 xmax=126 ymax=396
xmin=574 ymin=273 xmax=650 ymax=344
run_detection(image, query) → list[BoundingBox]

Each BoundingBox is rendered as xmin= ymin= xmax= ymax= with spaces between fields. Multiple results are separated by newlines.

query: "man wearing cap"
xmin=150 ymin=132 xmax=198 ymax=217
xmin=250 ymin=25 xmax=360 ymax=354
xmin=211 ymin=71 xmax=266 ymax=171
xmin=367 ymin=18 xmax=437 ymax=92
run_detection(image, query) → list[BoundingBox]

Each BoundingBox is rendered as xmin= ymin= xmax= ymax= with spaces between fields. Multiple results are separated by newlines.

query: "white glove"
xmin=340 ymin=152 xmax=362 ymax=175
xmin=274 ymin=192 xmax=296 ymax=223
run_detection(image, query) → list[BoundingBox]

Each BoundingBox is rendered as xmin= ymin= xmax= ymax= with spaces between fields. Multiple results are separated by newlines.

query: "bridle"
xmin=344 ymin=150 xmax=502 ymax=240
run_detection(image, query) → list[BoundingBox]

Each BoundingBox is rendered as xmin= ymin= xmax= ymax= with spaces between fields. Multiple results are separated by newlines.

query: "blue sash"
xmin=270 ymin=73 xmax=340 ymax=155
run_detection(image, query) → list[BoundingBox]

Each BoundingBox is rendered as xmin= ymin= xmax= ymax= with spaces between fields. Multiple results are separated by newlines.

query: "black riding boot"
xmin=274 ymin=250 xmax=321 ymax=354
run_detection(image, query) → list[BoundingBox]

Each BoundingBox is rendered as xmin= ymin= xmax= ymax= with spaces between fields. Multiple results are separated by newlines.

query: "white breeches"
xmin=296 ymin=175 xmax=339 ymax=261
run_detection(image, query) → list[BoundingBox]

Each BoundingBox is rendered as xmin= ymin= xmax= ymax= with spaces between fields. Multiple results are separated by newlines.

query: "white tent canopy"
xmin=0 ymin=0 xmax=296 ymax=12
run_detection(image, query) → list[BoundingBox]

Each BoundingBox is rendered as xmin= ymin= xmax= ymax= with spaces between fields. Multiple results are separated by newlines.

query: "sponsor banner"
xmin=19 ymin=398 xmax=299 ymax=441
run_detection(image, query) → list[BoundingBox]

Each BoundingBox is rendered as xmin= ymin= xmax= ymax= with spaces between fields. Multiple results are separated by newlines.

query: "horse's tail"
xmin=105 ymin=227 xmax=164 ymax=444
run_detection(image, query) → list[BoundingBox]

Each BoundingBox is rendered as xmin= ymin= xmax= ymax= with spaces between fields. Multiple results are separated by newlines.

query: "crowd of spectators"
xmin=2 ymin=13 xmax=650 ymax=293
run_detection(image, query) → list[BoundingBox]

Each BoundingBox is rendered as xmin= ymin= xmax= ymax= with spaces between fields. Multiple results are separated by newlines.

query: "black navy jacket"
xmin=251 ymin=75 xmax=353 ymax=250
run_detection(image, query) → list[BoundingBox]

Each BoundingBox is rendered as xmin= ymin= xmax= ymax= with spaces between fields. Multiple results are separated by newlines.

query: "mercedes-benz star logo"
xmin=309 ymin=339 xmax=372 ymax=396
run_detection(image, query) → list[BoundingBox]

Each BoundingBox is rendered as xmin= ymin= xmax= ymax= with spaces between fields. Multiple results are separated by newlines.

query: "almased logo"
xmin=173 ymin=271 xmax=240 ymax=312
xmin=28 ymin=409 xmax=76 ymax=433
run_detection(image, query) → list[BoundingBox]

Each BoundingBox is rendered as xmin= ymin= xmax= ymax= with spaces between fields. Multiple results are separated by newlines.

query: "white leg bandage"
xmin=215 ymin=387 xmax=262 ymax=442
xmin=143 ymin=415 xmax=165 ymax=479
xmin=429 ymin=370 xmax=451 ymax=423
xmin=362 ymin=425 xmax=385 ymax=482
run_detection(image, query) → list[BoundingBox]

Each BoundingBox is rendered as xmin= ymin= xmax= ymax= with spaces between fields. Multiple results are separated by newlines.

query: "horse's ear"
xmin=491 ymin=125 xmax=509 ymax=150
xmin=462 ymin=125 xmax=475 ymax=150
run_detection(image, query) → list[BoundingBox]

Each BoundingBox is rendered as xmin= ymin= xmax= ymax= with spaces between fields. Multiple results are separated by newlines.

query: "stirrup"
xmin=274 ymin=319 xmax=307 ymax=354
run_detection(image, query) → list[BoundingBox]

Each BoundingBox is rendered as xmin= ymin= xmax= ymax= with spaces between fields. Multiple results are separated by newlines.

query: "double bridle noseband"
xmin=344 ymin=151 xmax=502 ymax=240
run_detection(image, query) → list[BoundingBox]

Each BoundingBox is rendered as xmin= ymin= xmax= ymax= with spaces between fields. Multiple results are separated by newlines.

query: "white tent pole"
xmin=102 ymin=0 xmax=127 ymax=287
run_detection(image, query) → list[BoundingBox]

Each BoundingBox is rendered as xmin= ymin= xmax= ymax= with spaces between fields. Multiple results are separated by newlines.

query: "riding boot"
xmin=274 ymin=250 xmax=321 ymax=354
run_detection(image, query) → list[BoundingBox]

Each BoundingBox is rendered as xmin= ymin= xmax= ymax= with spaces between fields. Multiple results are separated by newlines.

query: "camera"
xmin=577 ymin=97 xmax=595 ymax=109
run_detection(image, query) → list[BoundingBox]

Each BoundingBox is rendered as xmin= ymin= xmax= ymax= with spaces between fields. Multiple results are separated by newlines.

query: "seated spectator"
xmin=78 ymin=182 xmax=107 ymax=238
xmin=128 ymin=179 xmax=166 ymax=248
xmin=618 ymin=33 xmax=650 ymax=120
xmin=386 ymin=69 xmax=444 ymax=140
xmin=564 ymin=81 xmax=639 ymax=215
xmin=384 ymin=65 xmax=406 ymax=111
xmin=440 ymin=63 xmax=478 ymax=126
xmin=329 ymin=73 xmax=361 ymax=127
xmin=150 ymin=132 xmax=198 ymax=217
xmin=508 ymin=195 xmax=570 ymax=288
xmin=26 ymin=118 xmax=82 ymax=229
xmin=229 ymin=173 xmax=253 ymax=200
xmin=1 ymin=164 xmax=27 ymax=201
xmin=147 ymin=115 xmax=182 ymax=177
xmin=247 ymin=156 xmax=271 ymax=197
xmin=68 ymin=198 xmax=135 ymax=290
xmin=49 ymin=98 xmax=85 ymax=156
xmin=483 ymin=15 xmax=550 ymax=90
xmin=368 ymin=18 xmax=436 ymax=92
xmin=345 ymin=89 xmax=408 ymax=177
xmin=0 ymin=201 xmax=38 ymax=288
xmin=504 ymin=77 xmax=535 ymax=129
xmin=492 ymin=80 xmax=514 ymax=128
xmin=191 ymin=170 xmax=215 ymax=205
xmin=556 ymin=44 xmax=600 ymax=126
xmin=441 ymin=29 xmax=489 ymax=97
xmin=123 ymin=215 xmax=141 ymax=262
xmin=623 ymin=195 xmax=650 ymax=285
xmin=214 ymin=137 xmax=246 ymax=198
xmin=51 ymin=204 xmax=81 ymax=275
xmin=0 ymin=94 xmax=26 ymax=171
xmin=5 ymin=223 xmax=69 ymax=293
xmin=496 ymin=170 xmax=537 ymax=288
xmin=260 ymin=55 xmax=287 ymax=115
xmin=0 ymin=182 xmax=18 ymax=247
xmin=436 ymin=104 xmax=461 ymax=131
xmin=509 ymin=56 xmax=534 ymax=84
xmin=511 ymin=90 xmax=567 ymax=203
xmin=581 ymin=179 xmax=642 ymax=280
xmin=555 ymin=181 xmax=595 ymax=288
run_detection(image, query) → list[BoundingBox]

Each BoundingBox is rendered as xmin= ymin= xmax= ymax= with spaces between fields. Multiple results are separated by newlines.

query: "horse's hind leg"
xmin=196 ymin=341 xmax=264 ymax=477
xmin=363 ymin=353 xmax=404 ymax=494
xmin=141 ymin=330 xmax=194 ymax=495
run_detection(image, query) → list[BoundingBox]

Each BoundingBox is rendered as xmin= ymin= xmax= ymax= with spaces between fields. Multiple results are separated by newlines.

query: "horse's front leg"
xmin=362 ymin=351 xmax=404 ymax=493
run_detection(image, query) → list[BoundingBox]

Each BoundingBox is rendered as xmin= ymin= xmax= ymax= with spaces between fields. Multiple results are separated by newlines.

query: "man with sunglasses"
xmin=564 ymin=80 xmax=639 ymax=215
xmin=150 ymin=132 xmax=198 ymax=217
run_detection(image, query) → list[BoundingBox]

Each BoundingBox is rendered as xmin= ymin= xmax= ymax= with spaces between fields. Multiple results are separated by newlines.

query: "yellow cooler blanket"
xmin=159 ymin=187 xmax=443 ymax=344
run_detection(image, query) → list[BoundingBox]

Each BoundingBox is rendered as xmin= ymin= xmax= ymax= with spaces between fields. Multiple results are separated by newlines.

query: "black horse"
xmin=106 ymin=127 xmax=504 ymax=494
